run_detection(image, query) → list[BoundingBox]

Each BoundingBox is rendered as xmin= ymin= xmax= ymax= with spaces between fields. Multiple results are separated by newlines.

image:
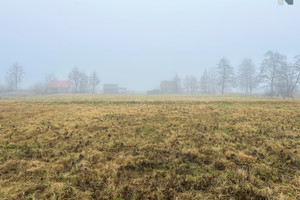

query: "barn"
xmin=103 ymin=84 xmax=126 ymax=94
xmin=48 ymin=80 xmax=69 ymax=94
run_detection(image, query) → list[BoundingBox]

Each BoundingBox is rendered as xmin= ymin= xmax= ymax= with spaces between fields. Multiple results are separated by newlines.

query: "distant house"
xmin=48 ymin=80 xmax=69 ymax=94
xmin=103 ymin=84 xmax=126 ymax=94
xmin=160 ymin=80 xmax=177 ymax=94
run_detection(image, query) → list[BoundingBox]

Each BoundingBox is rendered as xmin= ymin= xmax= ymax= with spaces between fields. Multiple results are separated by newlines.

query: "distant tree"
xmin=190 ymin=76 xmax=198 ymax=94
xmin=183 ymin=76 xmax=198 ymax=94
xmin=43 ymin=73 xmax=56 ymax=93
xmin=275 ymin=56 xmax=300 ymax=97
xmin=200 ymin=69 xmax=209 ymax=94
xmin=238 ymin=59 xmax=257 ymax=94
xmin=0 ymin=82 xmax=4 ymax=94
xmin=183 ymin=76 xmax=191 ymax=94
xmin=89 ymin=71 xmax=100 ymax=94
xmin=79 ymin=72 xmax=89 ymax=93
xmin=68 ymin=67 xmax=81 ymax=93
xmin=29 ymin=74 xmax=56 ymax=95
xmin=6 ymin=63 xmax=25 ymax=91
xmin=259 ymin=51 xmax=287 ymax=96
xmin=172 ymin=74 xmax=182 ymax=94
xmin=208 ymin=67 xmax=218 ymax=94
xmin=291 ymin=55 xmax=300 ymax=94
xmin=44 ymin=74 xmax=56 ymax=88
xmin=30 ymin=81 xmax=45 ymax=95
xmin=217 ymin=58 xmax=235 ymax=94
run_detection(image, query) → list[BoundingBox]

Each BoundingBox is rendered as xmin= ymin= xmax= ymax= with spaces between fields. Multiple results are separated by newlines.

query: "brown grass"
xmin=0 ymin=95 xmax=299 ymax=199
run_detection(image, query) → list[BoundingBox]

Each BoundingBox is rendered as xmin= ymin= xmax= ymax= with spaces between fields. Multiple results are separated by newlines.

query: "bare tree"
xmin=29 ymin=74 xmax=56 ymax=95
xmin=0 ymin=82 xmax=4 ymax=94
xmin=44 ymin=74 xmax=56 ymax=89
xmin=259 ymin=51 xmax=287 ymax=96
xmin=190 ymin=76 xmax=198 ymax=94
xmin=68 ymin=67 xmax=81 ymax=93
xmin=30 ymin=81 xmax=45 ymax=95
xmin=183 ymin=76 xmax=191 ymax=94
xmin=6 ymin=63 xmax=25 ymax=91
xmin=183 ymin=76 xmax=198 ymax=94
xmin=200 ymin=69 xmax=209 ymax=94
xmin=79 ymin=71 xmax=89 ymax=93
xmin=200 ymin=68 xmax=217 ymax=94
xmin=42 ymin=73 xmax=57 ymax=94
xmin=89 ymin=71 xmax=100 ymax=94
xmin=217 ymin=58 xmax=235 ymax=94
xmin=291 ymin=55 xmax=300 ymax=94
xmin=0 ymin=79 xmax=3 ymax=93
xmin=238 ymin=59 xmax=257 ymax=95
xmin=275 ymin=57 xmax=300 ymax=97
xmin=172 ymin=74 xmax=182 ymax=94
xmin=208 ymin=67 xmax=218 ymax=94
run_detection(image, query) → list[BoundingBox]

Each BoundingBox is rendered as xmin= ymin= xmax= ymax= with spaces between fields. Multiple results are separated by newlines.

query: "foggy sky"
xmin=0 ymin=0 xmax=299 ymax=91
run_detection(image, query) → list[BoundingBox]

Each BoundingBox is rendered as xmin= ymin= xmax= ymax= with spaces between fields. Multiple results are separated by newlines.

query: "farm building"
xmin=147 ymin=89 xmax=161 ymax=95
xmin=103 ymin=84 xmax=126 ymax=94
xmin=160 ymin=80 xmax=177 ymax=94
xmin=48 ymin=80 xmax=69 ymax=94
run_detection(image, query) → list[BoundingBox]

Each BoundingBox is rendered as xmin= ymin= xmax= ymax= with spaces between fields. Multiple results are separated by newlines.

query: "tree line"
xmin=0 ymin=66 xmax=101 ymax=95
xmin=173 ymin=51 xmax=300 ymax=97
xmin=1 ymin=51 xmax=300 ymax=97
xmin=67 ymin=67 xmax=100 ymax=94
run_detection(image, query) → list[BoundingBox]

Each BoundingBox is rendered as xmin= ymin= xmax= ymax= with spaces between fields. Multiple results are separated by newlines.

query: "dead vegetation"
xmin=0 ymin=95 xmax=299 ymax=199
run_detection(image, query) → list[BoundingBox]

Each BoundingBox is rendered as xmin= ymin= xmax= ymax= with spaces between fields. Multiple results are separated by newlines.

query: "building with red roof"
xmin=48 ymin=80 xmax=69 ymax=93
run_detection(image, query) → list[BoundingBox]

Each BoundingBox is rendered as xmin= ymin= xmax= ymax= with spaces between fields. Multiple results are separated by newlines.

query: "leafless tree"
xmin=200 ymin=69 xmax=209 ymax=94
xmin=238 ymin=59 xmax=257 ymax=95
xmin=44 ymin=74 xmax=56 ymax=89
xmin=30 ymin=82 xmax=45 ymax=95
xmin=173 ymin=74 xmax=182 ymax=94
xmin=275 ymin=56 xmax=300 ymax=97
xmin=291 ymin=55 xmax=300 ymax=94
xmin=89 ymin=71 xmax=100 ymax=94
xmin=190 ymin=76 xmax=198 ymax=94
xmin=208 ymin=67 xmax=218 ymax=94
xmin=217 ymin=58 xmax=235 ymax=94
xmin=183 ymin=75 xmax=198 ymax=94
xmin=0 ymin=82 xmax=5 ymax=94
xmin=29 ymin=74 xmax=56 ymax=95
xmin=259 ymin=51 xmax=287 ymax=96
xmin=68 ymin=67 xmax=81 ymax=93
xmin=200 ymin=68 xmax=218 ymax=94
xmin=79 ymin=71 xmax=89 ymax=93
xmin=183 ymin=76 xmax=191 ymax=94
xmin=6 ymin=63 xmax=25 ymax=91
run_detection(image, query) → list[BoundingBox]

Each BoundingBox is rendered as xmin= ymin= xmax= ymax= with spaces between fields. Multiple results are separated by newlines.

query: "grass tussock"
xmin=0 ymin=95 xmax=299 ymax=199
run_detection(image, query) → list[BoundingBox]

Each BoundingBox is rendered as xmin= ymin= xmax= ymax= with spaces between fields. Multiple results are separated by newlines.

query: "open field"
xmin=0 ymin=95 xmax=299 ymax=199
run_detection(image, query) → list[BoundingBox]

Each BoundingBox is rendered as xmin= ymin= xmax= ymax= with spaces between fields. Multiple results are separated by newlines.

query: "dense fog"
xmin=0 ymin=0 xmax=299 ymax=96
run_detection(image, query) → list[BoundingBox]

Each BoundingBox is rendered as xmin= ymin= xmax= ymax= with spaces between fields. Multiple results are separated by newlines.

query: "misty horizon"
xmin=1 ymin=0 xmax=299 ymax=91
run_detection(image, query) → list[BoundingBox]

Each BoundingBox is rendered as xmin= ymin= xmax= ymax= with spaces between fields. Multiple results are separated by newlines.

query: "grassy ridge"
xmin=0 ymin=95 xmax=299 ymax=199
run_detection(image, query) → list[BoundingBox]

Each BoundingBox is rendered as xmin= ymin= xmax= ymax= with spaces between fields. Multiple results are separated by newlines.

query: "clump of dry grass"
xmin=0 ymin=96 xmax=299 ymax=199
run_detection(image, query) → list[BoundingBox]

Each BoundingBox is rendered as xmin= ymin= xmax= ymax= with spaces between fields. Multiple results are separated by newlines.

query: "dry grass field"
xmin=0 ymin=95 xmax=299 ymax=199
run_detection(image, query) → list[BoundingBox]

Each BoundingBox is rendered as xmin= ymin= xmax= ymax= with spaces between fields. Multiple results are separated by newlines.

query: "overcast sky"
xmin=0 ymin=0 xmax=299 ymax=91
